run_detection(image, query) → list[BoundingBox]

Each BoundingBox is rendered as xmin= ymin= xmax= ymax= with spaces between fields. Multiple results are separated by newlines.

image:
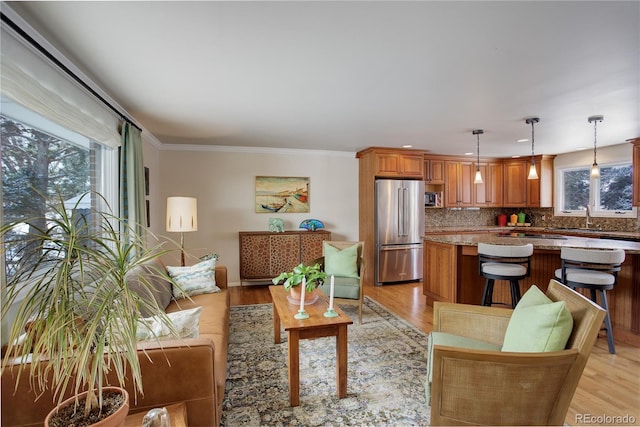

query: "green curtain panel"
xmin=120 ymin=122 xmax=147 ymax=250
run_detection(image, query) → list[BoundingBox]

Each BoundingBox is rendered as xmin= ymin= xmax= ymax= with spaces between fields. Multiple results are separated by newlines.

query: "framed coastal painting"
xmin=255 ymin=176 xmax=309 ymax=213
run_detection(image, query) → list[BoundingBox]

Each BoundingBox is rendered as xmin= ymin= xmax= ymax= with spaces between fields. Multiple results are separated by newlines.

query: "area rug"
xmin=221 ymin=296 xmax=430 ymax=426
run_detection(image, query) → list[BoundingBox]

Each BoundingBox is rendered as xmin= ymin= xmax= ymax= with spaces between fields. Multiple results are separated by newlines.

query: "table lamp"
xmin=166 ymin=196 xmax=198 ymax=266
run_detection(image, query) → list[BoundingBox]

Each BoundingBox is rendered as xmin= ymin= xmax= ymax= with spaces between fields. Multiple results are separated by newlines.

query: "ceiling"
xmin=6 ymin=1 xmax=640 ymax=157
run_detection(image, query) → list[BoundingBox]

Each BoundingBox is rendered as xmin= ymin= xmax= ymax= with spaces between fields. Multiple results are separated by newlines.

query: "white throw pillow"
xmin=167 ymin=258 xmax=220 ymax=298
xmin=136 ymin=306 xmax=202 ymax=342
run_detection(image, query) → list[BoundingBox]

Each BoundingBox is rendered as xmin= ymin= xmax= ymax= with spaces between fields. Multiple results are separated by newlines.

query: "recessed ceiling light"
xmin=575 ymin=147 xmax=588 ymax=151
xmin=464 ymin=152 xmax=474 ymax=156
xmin=512 ymin=155 xmax=522 ymax=158
xmin=402 ymin=144 xmax=413 ymax=148
xmin=517 ymin=138 xmax=529 ymax=143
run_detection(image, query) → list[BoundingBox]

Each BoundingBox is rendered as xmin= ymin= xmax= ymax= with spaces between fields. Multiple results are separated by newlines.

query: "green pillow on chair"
xmin=502 ymin=285 xmax=573 ymax=352
xmin=324 ymin=243 xmax=359 ymax=278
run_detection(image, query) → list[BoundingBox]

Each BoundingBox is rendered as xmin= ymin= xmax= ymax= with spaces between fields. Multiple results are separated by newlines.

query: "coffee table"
xmin=269 ymin=285 xmax=353 ymax=406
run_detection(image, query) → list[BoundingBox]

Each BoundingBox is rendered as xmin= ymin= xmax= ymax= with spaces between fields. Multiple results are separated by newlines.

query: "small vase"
xmin=288 ymin=286 xmax=320 ymax=305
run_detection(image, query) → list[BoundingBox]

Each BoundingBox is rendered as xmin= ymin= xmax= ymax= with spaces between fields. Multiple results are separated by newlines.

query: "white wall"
xmin=152 ymin=146 xmax=359 ymax=286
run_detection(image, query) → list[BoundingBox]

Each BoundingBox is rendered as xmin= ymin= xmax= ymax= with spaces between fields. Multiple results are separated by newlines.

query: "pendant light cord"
xmin=593 ymin=119 xmax=598 ymax=165
xmin=530 ymin=121 xmax=535 ymax=162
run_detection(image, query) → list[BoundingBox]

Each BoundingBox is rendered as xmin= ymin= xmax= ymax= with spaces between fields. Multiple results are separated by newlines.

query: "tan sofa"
xmin=1 ymin=264 xmax=230 ymax=427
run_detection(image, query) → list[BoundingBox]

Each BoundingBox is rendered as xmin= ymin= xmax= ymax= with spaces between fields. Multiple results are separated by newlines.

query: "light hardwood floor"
xmin=229 ymin=282 xmax=640 ymax=426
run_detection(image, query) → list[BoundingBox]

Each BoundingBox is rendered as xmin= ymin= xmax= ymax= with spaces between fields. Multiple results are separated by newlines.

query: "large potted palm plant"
xmin=1 ymin=192 xmax=182 ymax=426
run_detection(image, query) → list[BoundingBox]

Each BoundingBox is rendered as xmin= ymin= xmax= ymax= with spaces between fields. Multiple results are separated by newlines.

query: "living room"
xmin=1 ymin=1 xmax=639 ymax=426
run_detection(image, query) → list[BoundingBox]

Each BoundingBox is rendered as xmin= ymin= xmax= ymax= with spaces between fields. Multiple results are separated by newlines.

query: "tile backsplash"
xmin=425 ymin=207 xmax=640 ymax=232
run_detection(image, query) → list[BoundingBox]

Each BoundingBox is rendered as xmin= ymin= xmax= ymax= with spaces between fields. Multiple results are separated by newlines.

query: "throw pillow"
xmin=167 ymin=258 xmax=220 ymax=298
xmin=136 ymin=306 xmax=202 ymax=342
xmin=125 ymin=259 xmax=173 ymax=317
xmin=501 ymin=285 xmax=573 ymax=352
xmin=324 ymin=243 xmax=359 ymax=279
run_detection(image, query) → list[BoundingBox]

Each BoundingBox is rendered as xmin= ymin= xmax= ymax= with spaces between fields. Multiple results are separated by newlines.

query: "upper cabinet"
xmin=630 ymin=137 xmax=640 ymax=206
xmin=474 ymin=161 xmax=503 ymax=207
xmin=357 ymin=147 xmax=424 ymax=178
xmin=424 ymin=157 xmax=445 ymax=184
xmin=503 ymin=155 xmax=554 ymax=207
xmin=444 ymin=160 xmax=474 ymax=207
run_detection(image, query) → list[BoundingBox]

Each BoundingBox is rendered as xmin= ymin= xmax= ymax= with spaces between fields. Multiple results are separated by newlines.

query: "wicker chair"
xmin=429 ymin=279 xmax=606 ymax=426
xmin=311 ymin=241 xmax=365 ymax=324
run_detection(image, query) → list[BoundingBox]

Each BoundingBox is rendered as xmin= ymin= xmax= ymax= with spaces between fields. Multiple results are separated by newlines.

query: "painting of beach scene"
xmin=255 ymin=176 xmax=309 ymax=213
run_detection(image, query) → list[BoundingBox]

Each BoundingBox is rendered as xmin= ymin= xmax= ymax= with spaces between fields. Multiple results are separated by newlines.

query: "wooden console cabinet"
xmin=239 ymin=230 xmax=331 ymax=281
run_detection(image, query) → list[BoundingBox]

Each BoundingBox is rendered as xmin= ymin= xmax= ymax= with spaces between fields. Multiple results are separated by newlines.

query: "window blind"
xmin=0 ymin=24 xmax=121 ymax=148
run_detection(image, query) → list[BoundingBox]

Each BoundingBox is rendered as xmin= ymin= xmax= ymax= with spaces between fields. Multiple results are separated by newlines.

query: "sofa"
xmin=1 ymin=261 xmax=230 ymax=427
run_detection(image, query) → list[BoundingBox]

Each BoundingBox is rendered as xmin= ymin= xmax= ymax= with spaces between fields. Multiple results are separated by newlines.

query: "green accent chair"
xmin=313 ymin=241 xmax=365 ymax=324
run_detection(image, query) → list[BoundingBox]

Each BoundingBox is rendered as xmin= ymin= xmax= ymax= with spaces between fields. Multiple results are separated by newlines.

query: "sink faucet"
xmin=585 ymin=205 xmax=593 ymax=229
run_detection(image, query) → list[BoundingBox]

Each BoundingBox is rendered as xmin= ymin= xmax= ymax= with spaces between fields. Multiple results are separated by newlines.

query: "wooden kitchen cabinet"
xmin=474 ymin=161 xmax=503 ymax=207
xmin=630 ymin=137 xmax=640 ymax=206
xmin=423 ymin=240 xmax=458 ymax=304
xmin=444 ymin=160 xmax=474 ymax=207
xmin=239 ymin=230 xmax=331 ymax=281
xmin=358 ymin=147 xmax=424 ymax=178
xmin=424 ymin=157 xmax=445 ymax=184
xmin=503 ymin=155 xmax=554 ymax=207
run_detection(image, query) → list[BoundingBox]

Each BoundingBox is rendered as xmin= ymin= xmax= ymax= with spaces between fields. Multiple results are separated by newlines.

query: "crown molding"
xmin=158 ymin=143 xmax=356 ymax=157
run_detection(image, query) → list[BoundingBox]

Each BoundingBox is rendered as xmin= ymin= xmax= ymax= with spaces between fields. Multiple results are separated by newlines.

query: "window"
xmin=556 ymin=161 xmax=634 ymax=218
xmin=1 ymin=101 xmax=117 ymax=280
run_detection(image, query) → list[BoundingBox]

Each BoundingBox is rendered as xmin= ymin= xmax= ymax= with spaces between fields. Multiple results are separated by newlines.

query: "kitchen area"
xmin=358 ymin=139 xmax=640 ymax=346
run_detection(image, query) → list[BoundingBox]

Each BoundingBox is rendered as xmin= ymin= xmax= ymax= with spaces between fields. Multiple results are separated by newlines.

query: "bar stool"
xmin=478 ymin=243 xmax=533 ymax=308
xmin=555 ymin=247 xmax=625 ymax=354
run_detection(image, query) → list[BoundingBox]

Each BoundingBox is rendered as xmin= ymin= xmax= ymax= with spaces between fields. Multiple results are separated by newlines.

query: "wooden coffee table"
xmin=269 ymin=285 xmax=353 ymax=406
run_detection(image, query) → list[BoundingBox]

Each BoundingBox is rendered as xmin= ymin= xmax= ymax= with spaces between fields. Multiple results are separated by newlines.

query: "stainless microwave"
xmin=425 ymin=192 xmax=438 ymax=207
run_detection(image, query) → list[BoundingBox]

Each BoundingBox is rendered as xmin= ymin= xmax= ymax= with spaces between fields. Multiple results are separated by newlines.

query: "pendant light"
xmin=525 ymin=117 xmax=539 ymax=180
xmin=472 ymin=129 xmax=484 ymax=184
xmin=588 ymin=115 xmax=603 ymax=178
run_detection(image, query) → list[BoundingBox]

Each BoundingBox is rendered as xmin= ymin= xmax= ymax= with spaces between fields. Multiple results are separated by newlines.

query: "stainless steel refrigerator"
xmin=375 ymin=179 xmax=425 ymax=285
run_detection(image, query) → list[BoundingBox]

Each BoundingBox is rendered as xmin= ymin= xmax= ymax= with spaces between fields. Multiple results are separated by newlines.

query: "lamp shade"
xmin=166 ymin=197 xmax=198 ymax=232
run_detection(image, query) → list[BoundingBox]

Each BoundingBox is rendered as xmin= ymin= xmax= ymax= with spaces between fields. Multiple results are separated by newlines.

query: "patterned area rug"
xmin=221 ymin=297 xmax=430 ymax=426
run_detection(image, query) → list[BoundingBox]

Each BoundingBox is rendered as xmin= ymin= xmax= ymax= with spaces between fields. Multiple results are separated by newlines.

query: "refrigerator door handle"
xmin=403 ymin=187 xmax=409 ymax=237
xmin=397 ymin=187 xmax=403 ymax=237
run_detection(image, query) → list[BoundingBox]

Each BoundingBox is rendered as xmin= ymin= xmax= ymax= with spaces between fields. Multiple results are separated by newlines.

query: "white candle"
xmin=299 ymin=277 xmax=306 ymax=311
xmin=329 ymin=275 xmax=335 ymax=310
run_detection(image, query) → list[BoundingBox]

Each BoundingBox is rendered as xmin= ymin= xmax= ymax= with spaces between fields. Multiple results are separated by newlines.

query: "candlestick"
xmin=329 ymin=275 xmax=335 ymax=310
xmin=299 ymin=277 xmax=306 ymax=310
xmin=324 ymin=275 xmax=338 ymax=318
xmin=295 ymin=277 xmax=309 ymax=319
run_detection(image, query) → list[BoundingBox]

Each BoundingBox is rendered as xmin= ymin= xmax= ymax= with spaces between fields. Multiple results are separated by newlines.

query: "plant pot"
xmin=288 ymin=286 xmax=320 ymax=305
xmin=44 ymin=387 xmax=129 ymax=427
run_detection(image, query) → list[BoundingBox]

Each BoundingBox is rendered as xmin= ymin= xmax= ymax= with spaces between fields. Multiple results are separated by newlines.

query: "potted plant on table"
xmin=272 ymin=262 xmax=327 ymax=304
xmin=1 ymin=192 xmax=182 ymax=427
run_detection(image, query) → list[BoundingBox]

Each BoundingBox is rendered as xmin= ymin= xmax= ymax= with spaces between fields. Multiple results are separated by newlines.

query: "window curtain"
xmin=120 ymin=122 xmax=147 ymax=249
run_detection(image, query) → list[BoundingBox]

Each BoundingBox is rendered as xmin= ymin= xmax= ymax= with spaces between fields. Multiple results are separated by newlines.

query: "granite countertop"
xmin=423 ymin=231 xmax=640 ymax=254
xmin=425 ymin=226 xmax=640 ymax=240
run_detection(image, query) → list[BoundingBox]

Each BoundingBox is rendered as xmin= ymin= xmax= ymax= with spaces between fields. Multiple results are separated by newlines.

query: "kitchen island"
xmin=423 ymin=232 xmax=640 ymax=345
